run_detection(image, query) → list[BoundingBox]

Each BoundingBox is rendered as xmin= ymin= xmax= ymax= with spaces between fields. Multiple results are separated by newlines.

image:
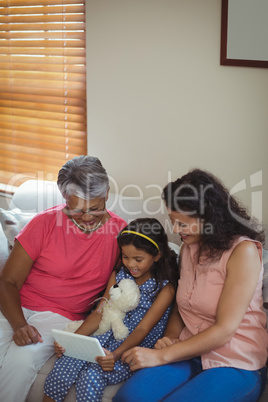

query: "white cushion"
xmin=168 ymin=241 xmax=180 ymax=255
xmin=10 ymin=180 xmax=64 ymax=213
xmin=0 ymin=208 xmax=36 ymax=250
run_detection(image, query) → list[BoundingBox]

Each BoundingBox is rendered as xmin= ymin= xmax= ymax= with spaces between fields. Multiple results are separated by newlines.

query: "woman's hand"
xmin=121 ymin=347 xmax=163 ymax=371
xmin=54 ymin=341 xmax=65 ymax=358
xmin=154 ymin=336 xmax=178 ymax=350
xmin=95 ymin=349 xmax=115 ymax=371
xmin=12 ymin=324 xmax=43 ymax=346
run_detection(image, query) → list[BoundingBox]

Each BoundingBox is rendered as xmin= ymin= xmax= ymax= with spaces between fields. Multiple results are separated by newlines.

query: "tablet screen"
xmin=52 ymin=329 xmax=105 ymax=363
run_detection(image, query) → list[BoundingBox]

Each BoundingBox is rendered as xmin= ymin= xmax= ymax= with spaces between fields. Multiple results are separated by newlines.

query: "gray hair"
xmin=57 ymin=155 xmax=109 ymax=200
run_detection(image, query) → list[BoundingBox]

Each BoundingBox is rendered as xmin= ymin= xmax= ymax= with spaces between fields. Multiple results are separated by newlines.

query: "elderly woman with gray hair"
xmin=0 ymin=156 xmax=126 ymax=402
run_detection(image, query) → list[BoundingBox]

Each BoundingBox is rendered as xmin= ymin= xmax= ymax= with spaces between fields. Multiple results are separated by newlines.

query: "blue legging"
xmin=113 ymin=357 xmax=267 ymax=402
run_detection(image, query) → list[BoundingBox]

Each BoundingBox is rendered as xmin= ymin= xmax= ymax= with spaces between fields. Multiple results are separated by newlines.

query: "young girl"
xmin=43 ymin=218 xmax=178 ymax=402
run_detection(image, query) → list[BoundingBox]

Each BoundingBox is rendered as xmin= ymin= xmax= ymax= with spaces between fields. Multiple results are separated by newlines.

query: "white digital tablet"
xmin=51 ymin=329 xmax=105 ymax=363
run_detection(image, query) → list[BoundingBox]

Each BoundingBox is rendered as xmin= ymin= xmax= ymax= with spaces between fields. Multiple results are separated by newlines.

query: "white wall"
xmin=86 ymin=0 xmax=268 ymax=240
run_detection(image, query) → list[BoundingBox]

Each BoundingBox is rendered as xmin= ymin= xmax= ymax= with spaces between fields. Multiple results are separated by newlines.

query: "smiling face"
xmin=64 ymin=194 xmax=108 ymax=232
xmin=121 ymin=244 xmax=160 ymax=285
xmin=168 ymin=208 xmax=202 ymax=245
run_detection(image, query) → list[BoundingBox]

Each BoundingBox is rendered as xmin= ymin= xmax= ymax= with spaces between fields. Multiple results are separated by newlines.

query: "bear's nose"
xmin=113 ymin=284 xmax=119 ymax=288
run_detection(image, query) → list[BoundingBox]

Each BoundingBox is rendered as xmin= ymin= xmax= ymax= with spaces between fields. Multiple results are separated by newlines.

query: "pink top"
xmin=16 ymin=205 xmax=126 ymax=320
xmin=177 ymin=237 xmax=268 ymax=370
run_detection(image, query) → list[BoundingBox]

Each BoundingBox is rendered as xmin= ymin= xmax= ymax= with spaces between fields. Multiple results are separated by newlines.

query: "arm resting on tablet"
xmin=96 ymin=283 xmax=175 ymax=371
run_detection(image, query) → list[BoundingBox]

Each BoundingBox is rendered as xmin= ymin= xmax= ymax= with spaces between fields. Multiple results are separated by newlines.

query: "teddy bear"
xmin=94 ymin=279 xmax=141 ymax=340
xmin=65 ymin=279 xmax=141 ymax=341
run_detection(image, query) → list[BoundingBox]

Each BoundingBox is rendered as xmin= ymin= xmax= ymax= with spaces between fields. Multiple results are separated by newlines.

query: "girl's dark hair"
xmin=162 ymin=168 xmax=265 ymax=261
xmin=117 ymin=218 xmax=179 ymax=290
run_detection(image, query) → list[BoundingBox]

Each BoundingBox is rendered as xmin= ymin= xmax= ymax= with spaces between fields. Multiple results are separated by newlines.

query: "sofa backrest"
xmin=9 ymin=180 xmax=177 ymax=243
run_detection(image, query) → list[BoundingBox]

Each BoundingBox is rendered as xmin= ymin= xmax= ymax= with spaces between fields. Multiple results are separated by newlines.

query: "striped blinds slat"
xmin=0 ymin=0 xmax=87 ymax=187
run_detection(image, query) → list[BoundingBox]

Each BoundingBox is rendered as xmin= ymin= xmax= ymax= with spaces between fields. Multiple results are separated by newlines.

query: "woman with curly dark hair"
xmin=114 ymin=169 xmax=267 ymax=402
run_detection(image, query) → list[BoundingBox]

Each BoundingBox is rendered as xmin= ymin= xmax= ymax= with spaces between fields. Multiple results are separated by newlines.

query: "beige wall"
xmin=86 ymin=0 xmax=268 ymax=240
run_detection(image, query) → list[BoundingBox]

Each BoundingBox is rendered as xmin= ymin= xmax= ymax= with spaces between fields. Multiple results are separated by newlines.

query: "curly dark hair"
xmin=162 ymin=169 xmax=265 ymax=261
xmin=116 ymin=218 xmax=179 ymax=290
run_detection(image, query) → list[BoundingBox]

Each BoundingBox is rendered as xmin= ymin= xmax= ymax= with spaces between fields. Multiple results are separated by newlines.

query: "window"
xmin=0 ymin=0 xmax=87 ymax=187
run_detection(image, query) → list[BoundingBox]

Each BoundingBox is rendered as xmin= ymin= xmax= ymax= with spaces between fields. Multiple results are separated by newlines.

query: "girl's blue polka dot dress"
xmin=44 ymin=268 xmax=171 ymax=402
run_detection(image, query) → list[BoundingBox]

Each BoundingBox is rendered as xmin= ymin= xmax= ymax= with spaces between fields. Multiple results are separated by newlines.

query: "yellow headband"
xmin=121 ymin=230 xmax=160 ymax=251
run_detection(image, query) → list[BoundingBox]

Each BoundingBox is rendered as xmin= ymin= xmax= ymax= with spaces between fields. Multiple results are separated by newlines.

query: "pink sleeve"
xmin=16 ymin=213 xmax=48 ymax=261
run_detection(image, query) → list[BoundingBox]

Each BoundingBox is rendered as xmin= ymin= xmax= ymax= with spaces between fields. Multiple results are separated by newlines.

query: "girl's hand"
xmin=54 ymin=341 xmax=65 ymax=358
xmin=121 ymin=347 xmax=162 ymax=371
xmin=12 ymin=324 xmax=43 ymax=346
xmin=154 ymin=336 xmax=178 ymax=350
xmin=95 ymin=349 xmax=115 ymax=371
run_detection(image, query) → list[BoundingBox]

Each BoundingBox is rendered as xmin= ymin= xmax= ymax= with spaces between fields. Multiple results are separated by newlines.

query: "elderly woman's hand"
xmin=12 ymin=324 xmax=43 ymax=346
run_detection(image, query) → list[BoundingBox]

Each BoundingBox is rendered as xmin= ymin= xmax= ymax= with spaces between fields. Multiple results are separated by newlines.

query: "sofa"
xmin=0 ymin=179 xmax=267 ymax=402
